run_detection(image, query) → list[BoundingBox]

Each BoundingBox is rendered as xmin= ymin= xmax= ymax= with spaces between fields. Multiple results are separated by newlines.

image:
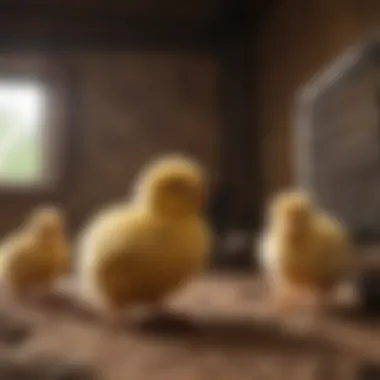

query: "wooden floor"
xmin=0 ymin=274 xmax=379 ymax=380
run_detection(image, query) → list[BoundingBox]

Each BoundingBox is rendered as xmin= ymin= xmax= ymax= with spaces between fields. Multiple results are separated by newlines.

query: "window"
xmin=0 ymin=55 xmax=71 ymax=197
xmin=0 ymin=80 xmax=47 ymax=187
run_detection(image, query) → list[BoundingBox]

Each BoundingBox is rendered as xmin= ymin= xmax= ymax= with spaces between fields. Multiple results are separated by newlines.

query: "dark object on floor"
xmin=216 ymin=230 xmax=254 ymax=270
xmin=356 ymin=361 xmax=380 ymax=380
xmin=356 ymin=270 xmax=380 ymax=314
xmin=0 ymin=313 xmax=32 ymax=345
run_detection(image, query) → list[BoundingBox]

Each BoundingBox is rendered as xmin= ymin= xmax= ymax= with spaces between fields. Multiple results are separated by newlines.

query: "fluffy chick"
xmin=77 ymin=154 xmax=213 ymax=321
xmin=0 ymin=206 xmax=69 ymax=299
xmin=259 ymin=190 xmax=352 ymax=313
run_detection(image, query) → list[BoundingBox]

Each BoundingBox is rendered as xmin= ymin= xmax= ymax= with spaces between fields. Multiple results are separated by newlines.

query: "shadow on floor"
xmin=133 ymin=312 xmax=340 ymax=354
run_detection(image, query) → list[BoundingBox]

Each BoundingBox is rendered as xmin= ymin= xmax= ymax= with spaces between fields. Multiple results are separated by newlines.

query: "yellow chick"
xmin=259 ymin=190 xmax=352 ymax=313
xmin=77 ymin=154 xmax=213 ymax=322
xmin=0 ymin=206 xmax=69 ymax=299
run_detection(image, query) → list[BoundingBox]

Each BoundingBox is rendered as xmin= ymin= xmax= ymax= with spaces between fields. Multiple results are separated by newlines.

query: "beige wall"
xmin=257 ymin=0 xmax=380 ymax=201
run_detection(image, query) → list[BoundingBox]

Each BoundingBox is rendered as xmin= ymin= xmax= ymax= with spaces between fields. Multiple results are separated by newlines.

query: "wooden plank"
xmin=216 ymin=0 xmax=256 ymax=230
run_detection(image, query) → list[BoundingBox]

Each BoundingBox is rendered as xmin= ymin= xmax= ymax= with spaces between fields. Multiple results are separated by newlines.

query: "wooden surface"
xmin=0 ymin=274 xmax=378 ymax=379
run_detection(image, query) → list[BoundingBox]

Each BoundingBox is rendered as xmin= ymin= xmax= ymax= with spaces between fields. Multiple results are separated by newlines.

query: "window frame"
xmin=0 ymin=53 xmax=74 ymax=201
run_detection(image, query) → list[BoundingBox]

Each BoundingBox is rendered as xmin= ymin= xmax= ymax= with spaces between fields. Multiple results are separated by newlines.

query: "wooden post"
xmin=216 ymin=0 xmax=257 ymax=231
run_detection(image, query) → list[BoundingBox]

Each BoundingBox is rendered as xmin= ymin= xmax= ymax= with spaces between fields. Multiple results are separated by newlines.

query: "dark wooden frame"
xmin=215 ymin=0 xmax=255 ymax=231
xmin=215 ymin=0 xmax=281 ymax=231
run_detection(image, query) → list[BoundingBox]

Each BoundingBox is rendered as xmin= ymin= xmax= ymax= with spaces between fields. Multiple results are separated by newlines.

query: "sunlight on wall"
xmin=0 ymin=80 xmax=47 ymax=186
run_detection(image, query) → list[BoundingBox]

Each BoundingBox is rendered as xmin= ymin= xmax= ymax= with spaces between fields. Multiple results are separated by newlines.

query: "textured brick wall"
xmin=64 ymin=52 xmax=221 ymax=232
xmin=256 ymin=0 xmax=380 ymax=201
xmin=0 ymin=52 xmax=221 ymax=236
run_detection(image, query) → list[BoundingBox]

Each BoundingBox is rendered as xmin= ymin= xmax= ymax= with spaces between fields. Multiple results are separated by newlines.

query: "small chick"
xmin=0 ymin=206 xmax=69 ymax=299
xmin=259 ymin=190 xmax=352 ymax=314
xmin=77 ymin=154 xmax=213 ymax=323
